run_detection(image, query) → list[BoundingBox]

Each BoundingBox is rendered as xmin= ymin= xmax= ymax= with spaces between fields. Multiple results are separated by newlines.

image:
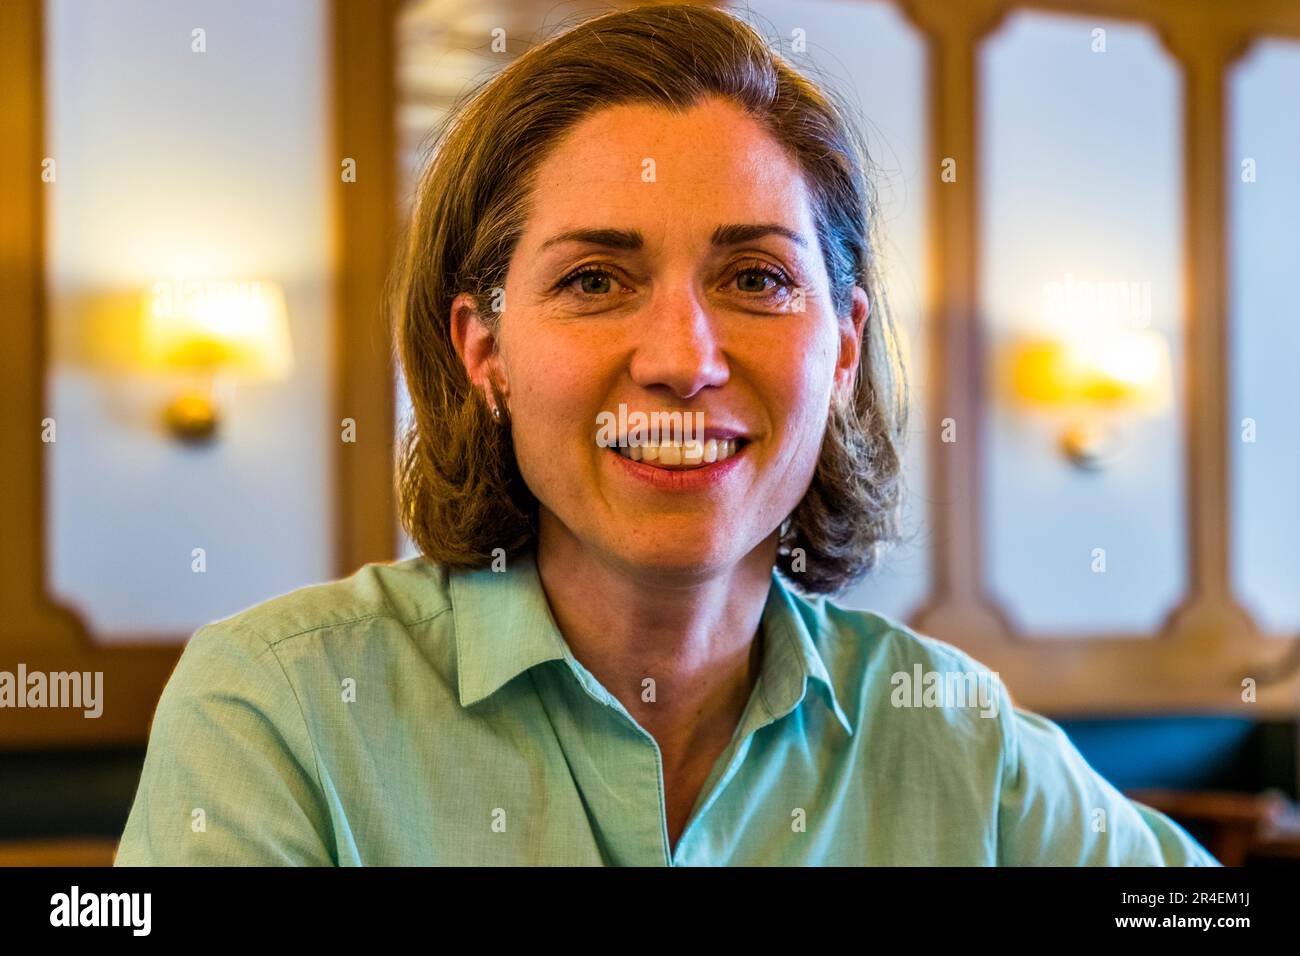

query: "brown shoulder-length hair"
xmin=393 ymin=2 xmax=909 ymax=595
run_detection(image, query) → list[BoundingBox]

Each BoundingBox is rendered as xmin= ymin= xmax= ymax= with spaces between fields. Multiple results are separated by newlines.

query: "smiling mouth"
xmin=611 ymin=438 xmax=746 ymax=470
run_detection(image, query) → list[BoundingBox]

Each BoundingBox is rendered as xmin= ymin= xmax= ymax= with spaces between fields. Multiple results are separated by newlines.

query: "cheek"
xmin=501 ymin=329 xmax=602 ymax=487
xmin=765 ymin=320 xmax=840 ymax=448
xmin=502 ymin=317 xmax=574 ymax=421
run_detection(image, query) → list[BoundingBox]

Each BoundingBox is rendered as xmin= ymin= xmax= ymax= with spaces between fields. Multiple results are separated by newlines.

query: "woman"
xmin=117 ymin=3 xmax=1218 ymax=866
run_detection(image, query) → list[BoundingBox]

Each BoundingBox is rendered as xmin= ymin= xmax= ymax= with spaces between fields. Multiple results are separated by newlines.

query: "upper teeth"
xmin=615 ymin=438 xmax=740 ymax=469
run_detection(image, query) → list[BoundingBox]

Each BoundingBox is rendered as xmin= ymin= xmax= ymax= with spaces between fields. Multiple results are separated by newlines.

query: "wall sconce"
xmin=1007 ymin=328 xmax=1172 ymax=469
xmin=140 ymin=279 xmax=293 ymax=443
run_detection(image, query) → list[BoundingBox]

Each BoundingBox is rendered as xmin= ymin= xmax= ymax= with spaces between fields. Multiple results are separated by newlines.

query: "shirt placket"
xmin=529 ymin=659 xmax=674 ymax=866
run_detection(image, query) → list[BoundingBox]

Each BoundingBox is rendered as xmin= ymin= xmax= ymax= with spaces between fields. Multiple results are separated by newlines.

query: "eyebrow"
xmin=538 ymin=222 xmax=809 ymax=252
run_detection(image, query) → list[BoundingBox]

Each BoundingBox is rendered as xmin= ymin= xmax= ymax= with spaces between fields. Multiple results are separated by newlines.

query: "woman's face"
xmin=458 ymin=95 xmax=867 ymax=580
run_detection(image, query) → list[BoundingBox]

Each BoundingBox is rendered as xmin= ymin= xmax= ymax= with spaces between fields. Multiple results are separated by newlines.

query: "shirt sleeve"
xmin=114 ymin=623 xmax=335 ymax=866
xmin=996 ymin=694 xmax=1221 ymax=866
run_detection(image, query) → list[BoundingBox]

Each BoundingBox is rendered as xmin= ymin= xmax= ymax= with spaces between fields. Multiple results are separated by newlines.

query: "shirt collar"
xmin=759 ymin=569 xmax=855 ymax=736
xmin=450 ymin=551 xmax=853 ymax=736
xmin=451 ymin=550 xmax=570 ymax=708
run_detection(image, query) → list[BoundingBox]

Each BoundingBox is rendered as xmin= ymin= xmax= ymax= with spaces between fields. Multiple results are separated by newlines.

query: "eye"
xmin=730 ymin=260 xmax=796 ymax=301
xmin=558 ymin=264 xmax=624 ymax=297
xmin=556 ymin=260 xmax=797 ymax=305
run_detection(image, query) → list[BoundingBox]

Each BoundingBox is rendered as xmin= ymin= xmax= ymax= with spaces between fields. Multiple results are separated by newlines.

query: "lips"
xmin=605 ymin=436 xmax=748 ymax=491
xmin=594 ymin=407 xmax=751 ymax=487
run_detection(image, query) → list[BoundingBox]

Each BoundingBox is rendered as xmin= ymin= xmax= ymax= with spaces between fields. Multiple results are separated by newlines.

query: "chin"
xmin=607 ymin=535 xmax=746 ymax=581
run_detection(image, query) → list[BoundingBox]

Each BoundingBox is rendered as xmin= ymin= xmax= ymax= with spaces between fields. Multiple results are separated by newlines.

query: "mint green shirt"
xmin=115 ymin=551 xmax=1219 ymax=866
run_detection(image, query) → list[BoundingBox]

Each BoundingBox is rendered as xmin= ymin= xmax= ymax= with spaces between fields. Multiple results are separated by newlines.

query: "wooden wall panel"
xmin=0 ymin=0 xmax=181 ymax=748
xmin=0 ymin=0 xmax=401 ymax=747
xmin=898 ymin=0 xmax=1300 ymax=714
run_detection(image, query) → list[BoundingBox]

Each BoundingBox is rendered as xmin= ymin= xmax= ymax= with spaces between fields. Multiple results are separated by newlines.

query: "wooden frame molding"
xmin=0 ymin=0 xmax=181 ymax=748
xmin=0 ymin=0 xmax=403 ymax=747
xmin=898 ymin=0 xmax=1300 ymax=714
xmin=332 ymin=0 xmax=400 ymax=577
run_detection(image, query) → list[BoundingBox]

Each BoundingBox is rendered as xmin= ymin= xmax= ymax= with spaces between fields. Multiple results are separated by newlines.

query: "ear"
xmin=833 ymin=285 xmax=870 ymax=405
xmin=449 ymin=292 xmax=509 ymax=411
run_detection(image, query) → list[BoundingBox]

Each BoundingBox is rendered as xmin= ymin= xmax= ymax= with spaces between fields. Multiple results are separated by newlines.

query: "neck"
xmin=534 ymin=513 xmax=779 ymax=769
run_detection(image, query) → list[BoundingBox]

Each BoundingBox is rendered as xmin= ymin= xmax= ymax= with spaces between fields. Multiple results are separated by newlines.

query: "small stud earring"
xmin=491 ymin=404 xmax=502 ymax=422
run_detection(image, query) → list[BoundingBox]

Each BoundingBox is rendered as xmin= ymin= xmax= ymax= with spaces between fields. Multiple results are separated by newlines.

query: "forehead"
xmin=521 ymin=98 xmax=815 ymax=243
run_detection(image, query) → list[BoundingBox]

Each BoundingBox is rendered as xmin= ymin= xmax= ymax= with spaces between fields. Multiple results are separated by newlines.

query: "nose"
xmin=627 ymin=280 xmax=730 ymax=399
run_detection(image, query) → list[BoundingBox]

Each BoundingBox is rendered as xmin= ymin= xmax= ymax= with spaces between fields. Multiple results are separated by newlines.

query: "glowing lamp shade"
xmin=1008 ymin=328 xmax=1173 ymax=469
xmin=140 ymin=279 xmax=293 ymax=442
xmin=1011 ymin=328 xmax=1172 ymax=413
xmin=141 ymin=279 xmax=293 ymax=380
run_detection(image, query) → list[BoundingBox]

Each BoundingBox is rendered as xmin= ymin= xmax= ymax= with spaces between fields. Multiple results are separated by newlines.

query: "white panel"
xmin=979 ymin=11 xmax=1186 ymax=635
xmin=45 ymin=0 xmax=334 ymax=639
xmin=1228 ymin=40 xmax=1300 ymax=636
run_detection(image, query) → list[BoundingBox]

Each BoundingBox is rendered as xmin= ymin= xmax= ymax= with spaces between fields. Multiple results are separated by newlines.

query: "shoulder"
xmin=791 ymin=585 xmax=1006 ymax=693
xmin=143 ymin=557 xmax=462 ymax=769
xmin=157 ymin=556 xmax=458 ymax=718
xmin=785 ymin=584 xmax=1011 ymax=749
xmin=195 ymin=556 xmax=454 ymax=656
